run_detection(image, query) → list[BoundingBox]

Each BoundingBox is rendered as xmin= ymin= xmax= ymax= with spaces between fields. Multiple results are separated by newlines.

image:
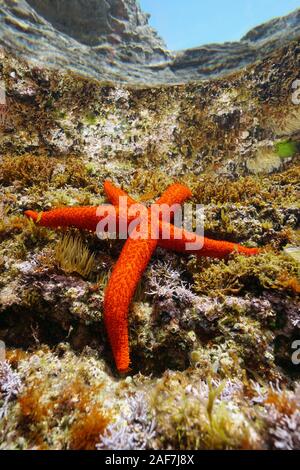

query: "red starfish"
xmin=25 ymin=182 xmax=259 ymax=372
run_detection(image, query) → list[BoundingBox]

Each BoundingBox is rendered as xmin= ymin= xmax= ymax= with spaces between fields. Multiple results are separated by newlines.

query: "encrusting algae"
xmin=25 ymin=181 xmax=260 ymax=372
xmin=0 ymin=39 xmax=299 ymax=450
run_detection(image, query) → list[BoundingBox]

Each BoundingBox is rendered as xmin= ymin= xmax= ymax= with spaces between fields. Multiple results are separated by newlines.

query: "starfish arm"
xmin=158 ymin=221 xmax=260 ymax=257
xmin=104 ymin=181 xmax=192 ymax=210
xmin=198 ymin=239 xmax=260 ymax=257
xmin=24 ymin=206 xmax=118 ymax=232
xmin=104 ymin=180 xmax=136 ymax=207
xmin=151 ymin=183 xmax=192 ymax=207
xmin=25 ymin=205 xmax=145 ymax=236
xmin=104 ymin=236 xmax=157 ymax=372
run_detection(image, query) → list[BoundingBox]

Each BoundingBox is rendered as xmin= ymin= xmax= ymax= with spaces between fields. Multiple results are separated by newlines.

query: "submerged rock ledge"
xmin=0 ymin=6 xmax=300 ymax=450
xmin=0 ymin=0 xmax=300 ymax=83
xmin=0 ymin=34 xmax=299 ymax=448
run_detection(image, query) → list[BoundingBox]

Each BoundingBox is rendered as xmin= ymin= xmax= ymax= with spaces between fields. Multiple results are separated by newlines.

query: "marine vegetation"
xmin=25 ymin=181 xmax=260 ymax=372
xmin=0 ymin=39 xmax=299 ymax=450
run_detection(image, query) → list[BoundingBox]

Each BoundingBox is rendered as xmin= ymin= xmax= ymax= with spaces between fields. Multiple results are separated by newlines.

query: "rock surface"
xmin=171 ymin=8 xmax=300 ymax=81
xmin=0 ymin=0 xmax=299 ymax=83
xmin=0 ymin=1 xmax=300 ymax=452
xmin=0 ymin=38 xmax=299 ymax=379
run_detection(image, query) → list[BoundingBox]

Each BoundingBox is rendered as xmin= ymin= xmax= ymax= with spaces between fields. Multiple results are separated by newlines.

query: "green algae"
xmin=275 ymin=140 xmax=299 ymax=158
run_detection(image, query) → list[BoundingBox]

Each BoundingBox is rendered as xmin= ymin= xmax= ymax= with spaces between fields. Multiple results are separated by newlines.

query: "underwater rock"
xmin=171 ymin=9 xmax=300 ymax=82
xmin=284 ymin=247 xmax=300 ymax=265
xmin=0 ymin=24 xmax=299 ymax=449
xmin=0 ymin=1 xmax=299 ymax=83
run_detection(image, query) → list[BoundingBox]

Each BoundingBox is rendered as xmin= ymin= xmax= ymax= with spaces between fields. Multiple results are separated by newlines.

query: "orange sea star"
xmin=25 ymin=182 xmax=260 ymax=372
xmin=103 ymin=182 xmax=193 ymax=371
